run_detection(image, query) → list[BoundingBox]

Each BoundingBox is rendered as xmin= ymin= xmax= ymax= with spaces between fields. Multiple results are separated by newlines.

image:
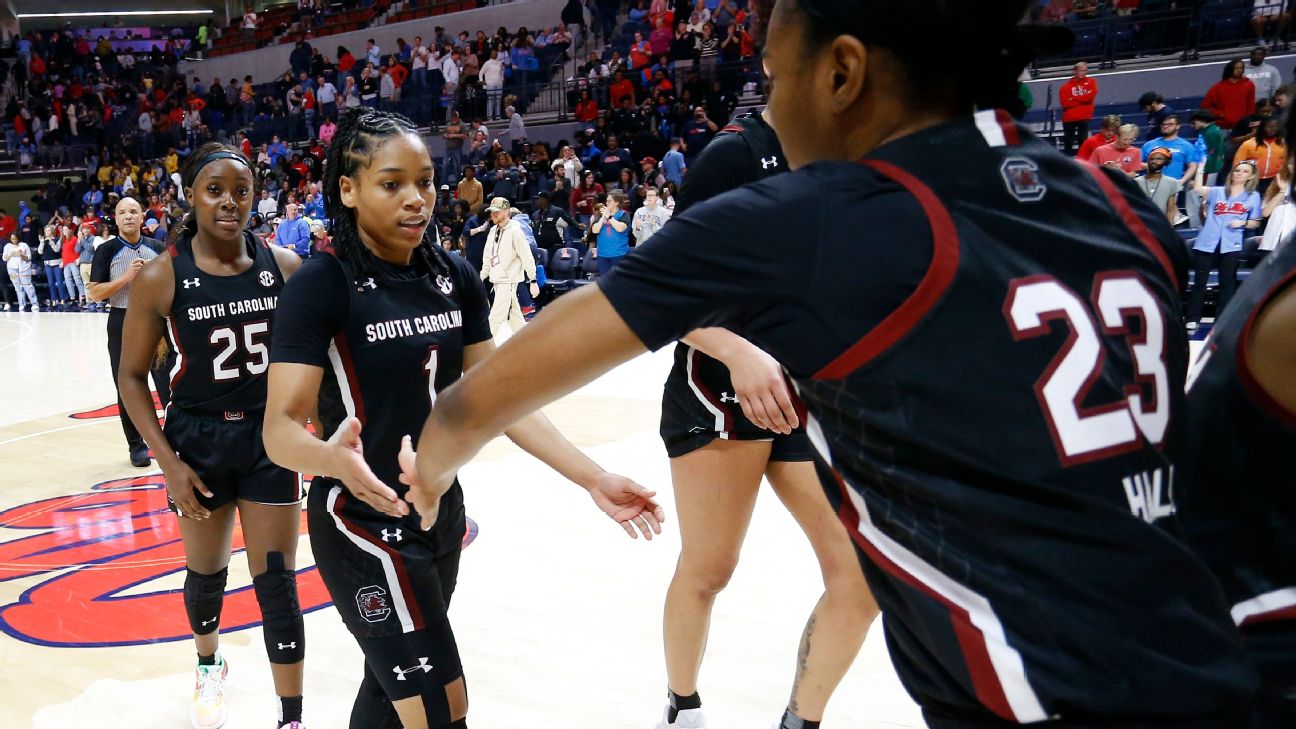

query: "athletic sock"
xmin=278 ymin=695 xmax=303 ymax=726
xmin=197 ymin=652 xmax=217 ymax=667
xmin=778 ymin=709 xmax=820 ymax=729
xmin=667 ymin=690 xmax=701 ymax=723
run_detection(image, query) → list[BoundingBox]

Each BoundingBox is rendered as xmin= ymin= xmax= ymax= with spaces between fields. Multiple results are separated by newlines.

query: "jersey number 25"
xmin=209 ymin=322 xmax=270 ymax=381
xmin=1004 ymin=273 xmax=1170 ymax=465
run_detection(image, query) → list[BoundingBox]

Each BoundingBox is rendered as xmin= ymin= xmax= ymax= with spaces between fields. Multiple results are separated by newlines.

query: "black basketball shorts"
xmin=307 ymin=480 xmax=464 ymax=702
xmin=163 ymin=405 xmax=303 ymax=512
xmin=660 ymin=344 xmax=814 ymax=462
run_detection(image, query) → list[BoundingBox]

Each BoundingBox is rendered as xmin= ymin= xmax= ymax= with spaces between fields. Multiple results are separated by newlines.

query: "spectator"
xmin=1059 ymin=62 xmax=1098 ymax=156
xmin=441 ymin=49 xmax=462 ymax=121
xmin=359 ymin=65 xmax=379 ymax=108
xmin=610 ymin=70 xmax=636 ymax=109
xmin=590 ymin=190 xmax=630 ymax=274
xmin=681 ymin=106 xmax=718 ymax=161
xmin=412 ymin=35 xmax=431 ymax=89
xmin=37 ymin=224 xmax=67 ymax=309
xmin=365 ymin=38 xmax=381 ymax=68
xmin=379 ymin=65 xmax=395 ymax=109
xmin=574 ymin=88 xmax=599 ymax=122
xmin=505 ymin=106 xmax=527 ymax=153
xmin=1187 ymin=110 xmax=1228 ymax=228
xmin=1078 ymin=114 xmax=1121 ymax=161
xmin=554 ymin=145 xmax=582 ymax=187
xmin=257 ymin=188 xmax=279 ymax=219
xmin=490 ymin=152 xmax=524 ymax=201
xmin=1186 ymin=161 xmax=1263 ymax=329
xmin=76 ymin=224 xmax=98 ymax=310
xmin=387 ymin=56 xmax=408 ymax=102
xmin=562 ymin=0 xmax=587 ymax=52
xmin=598 ymin=135 xmax=634 ymax=185
xmin=1259 ymin=163 xmax=1293 ymax=256
xmin=1245 ymin=47 xmax=1282 ymax=103
xmin=1139 ymin=92 xmax=1172 ymax=141
xmin=319 ymin=116 xmax=337 ymax=146
xmin=1233 ymin=115 xmax=1287 ymax=194
xmin=531 ymin=191 xmax=579 ymax=251
xmin=457 ymin=165 xmax=485 ymax=213
xmin=570 ymin=169 xmax=604 ymax=225
xmin=3 ymin=233 xmax=37 ymax=311
xmin=662 ymin=137 xmax=687 ymax=185
xmin=631 ymin=186 xmax=671 ymax=244
xmin=1203 ymin=59 xmax=1257 ymax=131
xmin=273 ymin=203 xmax=311 ymax=257
xmin=1252 ymin=0 xmax=1291 ymax=45
xmin=1092 ymin=124 xmax=1144 ymax=176
xmin=1140 ymin=114 xmax=1197 ymax=188
xmin=1136 ymin=147 xmax=1182 ymax=225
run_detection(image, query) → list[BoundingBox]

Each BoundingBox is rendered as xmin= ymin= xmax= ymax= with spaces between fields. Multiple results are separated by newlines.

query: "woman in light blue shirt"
xmin=591 ymin=191 xmax=631 ymax=275
xmin=1186 ymin=160 xmax=1262 ymax=328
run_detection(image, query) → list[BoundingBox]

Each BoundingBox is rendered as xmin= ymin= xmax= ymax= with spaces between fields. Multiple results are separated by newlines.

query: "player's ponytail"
xmin=322 ymin=107 xmax=452 ymax=282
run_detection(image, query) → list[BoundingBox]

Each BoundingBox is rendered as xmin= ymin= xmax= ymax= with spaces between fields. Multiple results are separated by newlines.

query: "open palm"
xmin=588 ymin=472 xmax=666 ymax=540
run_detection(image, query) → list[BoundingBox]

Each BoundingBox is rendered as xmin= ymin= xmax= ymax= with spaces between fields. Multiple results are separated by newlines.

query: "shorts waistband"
xmin=170 ymin=404 xmax=264 ymax=422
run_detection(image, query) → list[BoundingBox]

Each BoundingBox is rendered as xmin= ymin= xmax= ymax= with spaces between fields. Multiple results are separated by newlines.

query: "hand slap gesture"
xmin=331 ymin=417 xmax=407 ymax=517
xmin=398 ymin=434 xmax=452 ymax=530
xmin=588 ymin=472 xmax=666 ymax=540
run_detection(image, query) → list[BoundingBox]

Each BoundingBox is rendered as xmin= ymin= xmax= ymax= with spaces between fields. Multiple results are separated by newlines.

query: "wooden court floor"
xmin=0 ymin=311 xmax=921 ymax=729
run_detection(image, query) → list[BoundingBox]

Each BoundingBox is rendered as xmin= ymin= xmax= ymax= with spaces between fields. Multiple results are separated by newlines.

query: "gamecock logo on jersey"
xmin=0 ymin=402 xmax=478 ymax=648
xmin=1000 ymin=157 xmax=1048 ymax=203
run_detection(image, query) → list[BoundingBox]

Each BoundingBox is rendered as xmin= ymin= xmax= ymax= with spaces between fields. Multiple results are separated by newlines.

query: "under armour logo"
xmin=183 ymin=278 xmax=201 ymax=289
xmin=688 ymin=426 xmax=707 ymax=434
xmin=357 ymin=277 xmax=377 ymax=291
xmin=381 ymin=528 xmax=403 ymax=543
xmin=719 ymin=392 xmax=739 ymax=404
xmin=760 ymin=156 xmax=779 ymax=170
xmin=393 ymin=657 xmax=433 ymax=680
xmin=435 ymin=274 xmax=454 ymax=295
xmin=277 ymin=642 xmax=297 ymax=650
xmin=258 ymin=270 xmax=276 ymax=288
xmin=200 ymin=617 xmax=217 ymax=627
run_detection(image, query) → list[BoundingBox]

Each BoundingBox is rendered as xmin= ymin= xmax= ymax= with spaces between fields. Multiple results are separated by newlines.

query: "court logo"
xmin=1000 ymin=158 xmax=1047 ymax=203
xmin=393 ymin=657 xmax=433 ymax=680
xmin=356 ymin=586 xmax=392 ymax=623
xmin=0 ymin=401 xmax=479 ymax=648
xmin=436 ymin=275 xmax=454 ymax=295
xmin=259 ymin=270 xmax=276 ymax=288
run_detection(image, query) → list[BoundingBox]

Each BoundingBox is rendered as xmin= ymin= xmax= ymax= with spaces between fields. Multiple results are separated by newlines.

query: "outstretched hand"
xmin=332 ymin=417 xmax=407 ymax=517
xmin=587 ymin=472 xmax=666 ymax=540
xmin=400 ymin=434 xmax=452 ymax=530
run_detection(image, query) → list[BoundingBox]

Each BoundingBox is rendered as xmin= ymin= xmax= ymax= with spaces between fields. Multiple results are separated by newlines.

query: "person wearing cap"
xmin=456 ymin=164 xmax=484 ymax=214
xmin=480 ymin=197 xmax=538 ymax=336
xmin=640 ymin=155 xmax=665 ymax=188
xmin=1136 ymin=147 xmax=1182 ymax=224
xmin=631 ymin=186 xmax=671 ymax=245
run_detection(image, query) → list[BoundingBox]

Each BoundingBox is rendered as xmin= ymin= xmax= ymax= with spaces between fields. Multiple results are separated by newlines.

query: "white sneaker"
xmin=190 ymin=655 xmax=229 ymax=729
xmin=655 ymin=704 xmax=707 ymax=729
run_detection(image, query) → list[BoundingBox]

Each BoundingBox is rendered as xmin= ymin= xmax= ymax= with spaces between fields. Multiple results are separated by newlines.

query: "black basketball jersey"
xmin=600 ymin=111 xmax=1256 ymax=725
xmin=270 ymin=250 xmax=493 ymax=553
xmin=1182 ymin=241 xmax=1296 ymax=689
xmin=166 ymin=232 xmax=284 ymax=415
xmin=664 ymin=110 xmax=795 ymax=440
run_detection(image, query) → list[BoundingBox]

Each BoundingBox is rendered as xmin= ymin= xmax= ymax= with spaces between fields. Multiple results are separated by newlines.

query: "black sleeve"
xmin=598 ymin=175 xmax=816 ymax=351
xmin=270 ymin=256 xmax=349 ymax=367
xmin=674 ymin=131 xmax=752 ymax=215
xmin=89 ymin=239 xmax=117 ymax=283
xmin=449 ymin=252 xmax=492 ymax=345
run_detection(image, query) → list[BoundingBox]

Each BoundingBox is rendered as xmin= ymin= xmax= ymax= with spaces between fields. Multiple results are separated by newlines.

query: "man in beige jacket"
xmin=480 ymin=197 xmax=539 ymax=336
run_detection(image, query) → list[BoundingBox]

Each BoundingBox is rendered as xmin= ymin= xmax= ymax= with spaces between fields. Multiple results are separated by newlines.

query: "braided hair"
xmin=169 ymin=141 xmax=253 ymax=247
xmin=322 ymin=106 xmax=451 ymax=281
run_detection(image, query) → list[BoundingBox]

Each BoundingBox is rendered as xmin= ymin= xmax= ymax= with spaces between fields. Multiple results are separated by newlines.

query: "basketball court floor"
xmin=0 ymin=311 xmax=925 ymax=729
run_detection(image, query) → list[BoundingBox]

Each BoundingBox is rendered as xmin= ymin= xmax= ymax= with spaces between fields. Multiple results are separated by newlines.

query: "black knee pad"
xmin=184 ymin=567 xmax=228 ymax=636
xmin=253 ymin=552 xmax=305 ymax=664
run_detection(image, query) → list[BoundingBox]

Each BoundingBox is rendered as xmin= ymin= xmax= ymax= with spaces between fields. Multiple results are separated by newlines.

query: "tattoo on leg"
xmin=789 ymin=612 xmax=816 ymax=714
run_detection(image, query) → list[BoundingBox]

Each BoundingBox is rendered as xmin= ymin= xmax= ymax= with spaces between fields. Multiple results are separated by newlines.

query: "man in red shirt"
xmin=0 ymin=209 xmax=16 ymax=241
xmin=1077 ymin=113 xmax=1120 ymax=161
xmin=386 ymin=56 xmax=408 ymax=101
xmin=1092 ymin=124 xmax=1144 ymax=175
xmin=1059 ymin=61 xmax=1098 ymax=156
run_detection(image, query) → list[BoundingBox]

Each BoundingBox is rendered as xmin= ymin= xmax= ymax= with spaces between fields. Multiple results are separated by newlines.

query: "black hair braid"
xmin=322 ymin=106 xmax=452 ymax=282
xmin=170 ymin=141 xmax=252 ymax=248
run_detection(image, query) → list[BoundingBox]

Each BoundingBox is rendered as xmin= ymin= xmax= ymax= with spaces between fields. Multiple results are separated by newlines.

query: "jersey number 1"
xmin=1004 ymin=273 xmax=1170 ymax=465
xmin=210 ymin=322 xmax=270 ymax=381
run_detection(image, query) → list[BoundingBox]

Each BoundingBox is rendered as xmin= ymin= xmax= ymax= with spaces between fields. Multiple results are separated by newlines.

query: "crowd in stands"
xmin=1061 ymin=47 xmax=1295 ymax=329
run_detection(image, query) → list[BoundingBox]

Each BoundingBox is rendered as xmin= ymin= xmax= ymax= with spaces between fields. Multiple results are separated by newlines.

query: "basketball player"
xmin=408 ymin=2 xmax=1261 ymax=727
xmin=261 ymin=108 xmax=664 ymax=729
xmin=653 ymin=66 xmax=875 ymax=729
xmin=118 ymin=144 xmax=307 ymax=729
xmin=1177 ymin=110 xmax=1296 ymax=728
xmin=87 ymin=195 xmax=172 ymax=467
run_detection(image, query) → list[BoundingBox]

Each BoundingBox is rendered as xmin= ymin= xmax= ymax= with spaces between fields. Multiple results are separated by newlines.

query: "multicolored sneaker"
xmin=190 ymin=655 xmax=229 ymax=729
xmin=655 ymin=704 xmax=707 ymax=729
